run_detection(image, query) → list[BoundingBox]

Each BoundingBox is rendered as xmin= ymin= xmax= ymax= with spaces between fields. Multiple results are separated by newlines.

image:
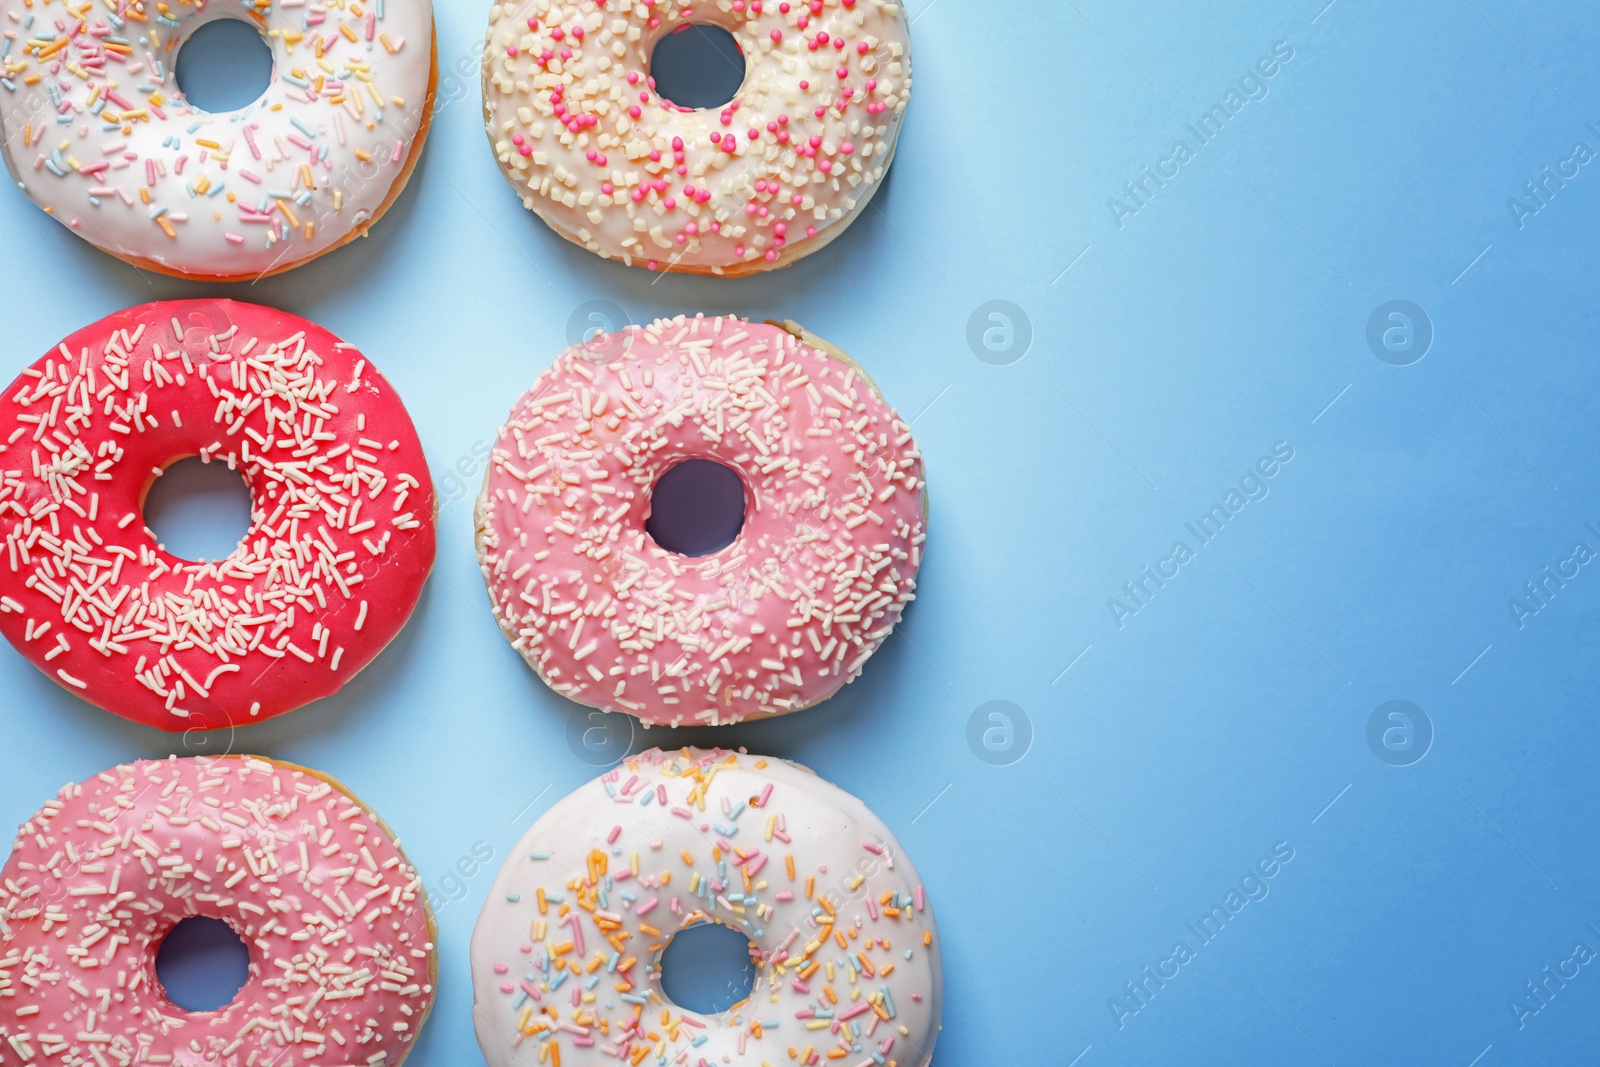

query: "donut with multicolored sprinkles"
xmin=0 ymin=0 xmax=438 ymax=281
xmin=0 ymin=300 xmax=436 ymax=731
xmin=0 ymin=755 xmax=438 ymax=1067
xmin=474 ymin=314 xmax=927 ymax=728
xmin=470 ymin=747 xmax=941 ymax=1067
xmin=481 ymin=0 xmax=912 ymax=276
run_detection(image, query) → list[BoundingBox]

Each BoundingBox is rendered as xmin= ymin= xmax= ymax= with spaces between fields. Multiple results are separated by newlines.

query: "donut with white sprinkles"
xmin=470 ymin=747 xmax=942 ymax=1067
xmin=0 ymin=755 xmax=437 ymax=1067
xmin=0 ymin=0 xmax=438 ymax=280
xmin=474 ymin=315 xmax=927 ymax=727
xmin=481 ymin=0 xmax=912 ymax=275
xmin=0 ymin=300 xmax=436 ymax=731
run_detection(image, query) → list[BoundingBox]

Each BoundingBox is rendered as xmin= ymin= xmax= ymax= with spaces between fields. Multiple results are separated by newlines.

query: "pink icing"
xmin=0 ymin=756 xmax=436 ymax=1067
xmin=475 ymin=315 xmax=926 ymax=727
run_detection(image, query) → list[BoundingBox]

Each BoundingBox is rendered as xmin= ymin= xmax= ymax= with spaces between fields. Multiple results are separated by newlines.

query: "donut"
xmin=474 ymin=314 xmax=927 ymax=727
xmin=0 ymin=299 xmax=436 ymax=731
xmin=0 ymin=0 xmax=437 ymax=281
xmin=0 ymin=755 xmax=437 ymax=1067
xmin=481 ymin=0 xmax=911 ymax=276
xmin=470 ymin=747 xmax=942 ymax=1067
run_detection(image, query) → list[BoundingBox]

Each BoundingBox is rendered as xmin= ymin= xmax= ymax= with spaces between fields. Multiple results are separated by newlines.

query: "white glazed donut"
xmin=481 ymin=0 xmax=912 ymax=276
xmin=470 ymin=747 xmax=942 ymax=1067
xmin=0 ymin=0 xmax=437 ymax=280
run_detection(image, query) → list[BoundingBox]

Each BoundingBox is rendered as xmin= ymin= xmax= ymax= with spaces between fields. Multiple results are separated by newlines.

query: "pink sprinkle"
xmin=607 ymin=825 xmax=622 ymax=844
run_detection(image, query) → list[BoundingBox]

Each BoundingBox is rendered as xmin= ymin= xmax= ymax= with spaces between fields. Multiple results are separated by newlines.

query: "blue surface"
xmin=3 ymin=1 xmax=1600 ymax=1063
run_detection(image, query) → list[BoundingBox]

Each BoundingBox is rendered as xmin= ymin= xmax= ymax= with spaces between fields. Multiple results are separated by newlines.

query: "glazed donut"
xmin=475 ymin=314 xmax=926 ymax=727
xmin=470 ymin=747 xmax=941 ymax=1067
xmin=481 ymin=0 xmax=911 ymax=276
xmin=0 ymin=299 xmax=436 ymax=731
xmin=0 ymin=755 xmax=437 ymax=1067
xmin=0 ymin=0 xmax=437 ymax=281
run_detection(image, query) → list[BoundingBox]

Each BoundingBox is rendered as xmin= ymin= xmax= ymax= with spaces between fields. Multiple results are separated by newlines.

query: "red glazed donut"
xmin=0 ymin=755 xmax=438 ymax=1067
xmin=0 ymin=300 xmax=436 ymax=731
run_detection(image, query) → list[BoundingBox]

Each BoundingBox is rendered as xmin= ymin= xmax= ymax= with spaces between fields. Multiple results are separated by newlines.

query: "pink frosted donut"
xmin=0 ymin=755 xmax=437 ymax=1067
xmin=0 ymin=300 xmax=437 ymax=732
xmin=475 ymin=315 xmax=926 ymax=727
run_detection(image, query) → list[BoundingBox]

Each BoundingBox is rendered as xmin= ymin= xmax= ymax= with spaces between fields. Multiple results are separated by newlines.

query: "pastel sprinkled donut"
xmin=482 ymin=0 xmax=911 ymax=275
xmin=0 ymin=755 xmax=437 ymax=1067
xmin=0 ymin=0 xmax=437 ymax=280
xmin=474 ymin=315 xmax=927 ymax=727
xmin=0 ymin=300 xmax=436 ymax=731
xmin=470 ymin=747 xmax=942 ymax=1067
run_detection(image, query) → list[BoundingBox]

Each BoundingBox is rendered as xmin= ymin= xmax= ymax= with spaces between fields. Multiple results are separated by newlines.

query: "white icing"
xmin=0 ymin=0 xmax=434 ymax=277
xmin=482 ymin=0 xmax=911 ymax=274
xmin=470 ymin=749 xmax=942 ymax=1067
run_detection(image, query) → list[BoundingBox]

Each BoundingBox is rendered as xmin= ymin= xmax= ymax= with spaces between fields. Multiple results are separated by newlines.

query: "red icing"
xmin=0 ymin=300 xmax=435 ymax=731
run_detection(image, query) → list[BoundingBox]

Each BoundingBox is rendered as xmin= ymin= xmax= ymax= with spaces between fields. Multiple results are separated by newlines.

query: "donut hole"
xmin=649 ymin=24 xmax=745 ymax=110
xmin=155 ymin=917 xmax=251 ymax=1012
xmin=658 ymin=922 xmax=757 ymax=1013
xmin=143 ymin=456 xmax=254 ymax=562
xmin=645 ymin=459 xmax=746 ymax=557
xmin=175 ymin=18 xmax=275 ymax=113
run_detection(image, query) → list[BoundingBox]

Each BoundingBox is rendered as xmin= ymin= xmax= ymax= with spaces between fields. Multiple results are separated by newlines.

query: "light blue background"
xmin=4 ymin=1 xmax=1600 ymax=1063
